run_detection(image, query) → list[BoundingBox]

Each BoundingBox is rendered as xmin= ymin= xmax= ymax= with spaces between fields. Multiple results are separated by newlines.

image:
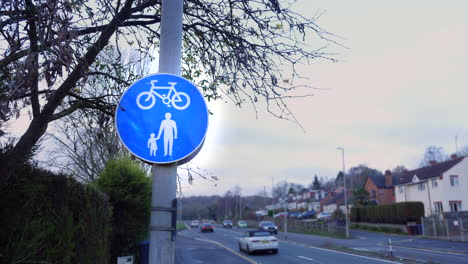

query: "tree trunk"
xmin=2 ymin=0 xmax=135 ymax=176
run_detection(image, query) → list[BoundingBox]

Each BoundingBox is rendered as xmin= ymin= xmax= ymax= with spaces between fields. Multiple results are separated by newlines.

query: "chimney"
xmin=429 ymin=160 xmax=437 ymax=166
xmin=450 ymin=154 xmax=458 ymax=160
xmin=385 ymin=170 xmax=393 ymax=187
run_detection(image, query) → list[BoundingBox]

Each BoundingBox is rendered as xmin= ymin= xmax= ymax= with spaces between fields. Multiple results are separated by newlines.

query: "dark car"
xmin=223 ymin=220 xmax=233 ymax=228
xmin=258 ymin=221 xmax=278 ymax=234
xmin=298 ymin=210 xmax=316 ymax=220
xmin=200 ymin=223 xmax=214 ymax=233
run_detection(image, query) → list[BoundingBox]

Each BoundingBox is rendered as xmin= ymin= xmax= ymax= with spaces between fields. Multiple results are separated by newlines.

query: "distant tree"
xmin=95 ymin=157 xmax=151 ymax=263
xmin=347 ymin=165 xmax=383 ymax=189
xmin=419 ymin=145 xmax=447 ymax=167
xmin=273 ymin=181 xmax=289 ymax=200
xmin=332 ymin=208 xmax=345 ymax=222
xmin=312 ymin=174 xmax=321 ymax=190
xmin=46 ymin=109 xmax=123 ymax=182
xmin=391 ymin=165 xmax=408 ymax=175
xmin=456 ymin=146 xmax=468 ymax=157
xmin=352 ymin=188 xmax=370 ymax=206
xmin=335 ymin=171 xmax=344 ymax=187
xmin=288 ymin=186 xmax=296 ymax=195
xmin=288 ymin=183 xmax=305 ymax=194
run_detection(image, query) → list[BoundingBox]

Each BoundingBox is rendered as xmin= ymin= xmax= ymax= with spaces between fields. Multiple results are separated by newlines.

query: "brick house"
xmin=364 ymin=170 xmax=397 ymax=205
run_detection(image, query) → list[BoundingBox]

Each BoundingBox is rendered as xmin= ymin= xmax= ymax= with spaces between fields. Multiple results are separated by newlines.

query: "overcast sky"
xmin=7 ymin=1 xmax=467 ymax=197
xmin=180 ymin=0 xmax=468 ymax=197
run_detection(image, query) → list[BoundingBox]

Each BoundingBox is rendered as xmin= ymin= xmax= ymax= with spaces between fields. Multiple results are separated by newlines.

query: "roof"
xmin=367 ymin=174 xmax=398 ymax=189
xmin=324 ymin=191 xmax=352 ymax=206
xmin=395 ymin=156 xmax=466 ymax=185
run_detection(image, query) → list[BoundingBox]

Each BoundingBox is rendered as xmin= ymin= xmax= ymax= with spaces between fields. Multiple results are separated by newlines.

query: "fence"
xmin=265 ymin=218 xmax=344 ymax=236
xmin=421 ymin=211 xmax=468 ymax=242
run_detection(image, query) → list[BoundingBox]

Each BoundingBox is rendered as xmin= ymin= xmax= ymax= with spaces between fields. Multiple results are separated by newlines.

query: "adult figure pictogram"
xmin=156 ymin=112 xmax=178 ymax=156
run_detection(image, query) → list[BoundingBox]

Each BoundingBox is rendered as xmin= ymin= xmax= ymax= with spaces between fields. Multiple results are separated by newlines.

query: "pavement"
xmin=350 ymin=230 xmax=468 ymax=254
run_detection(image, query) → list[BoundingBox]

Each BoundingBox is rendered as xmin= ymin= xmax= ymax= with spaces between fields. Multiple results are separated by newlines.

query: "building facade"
xmin=395 ymin=156 xmax=468 ymax=216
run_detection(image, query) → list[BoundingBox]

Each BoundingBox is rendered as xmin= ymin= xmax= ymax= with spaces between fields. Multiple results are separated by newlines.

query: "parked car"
xmin=258 ymin=221 xmax=278 ymax=235
xmin=238 ymin=230 xmax=278 ymax=255
xmin=317 ymin=212 xmax=332 ymax=221
xmin=298 ymin=210 xmax=316 ymax=220
xmin=237 ymin=220 xmax=248 ymax=228
xmin=190 ymin=220 xmax=199 ymax=228
xmin=223 ymin=220 xmax=233 ymax=228
xmin=288 ymin=212 xmax=301 ymax=219
xmin=200 ymin=223 xmax=214 ymax=233
xmin=273 ymin=212 xmax=286 ymax=218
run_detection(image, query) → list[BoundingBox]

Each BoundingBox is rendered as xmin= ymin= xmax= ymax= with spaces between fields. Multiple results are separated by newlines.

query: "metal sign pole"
xmin=149 ymin=0 xmax=183 ymax=263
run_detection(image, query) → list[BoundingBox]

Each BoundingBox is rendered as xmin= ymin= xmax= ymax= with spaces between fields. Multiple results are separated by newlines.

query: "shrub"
xmin=0 ymin=162 xmax=111 ymax=264
xmin=96 ymin=157 xmax=151 ymax=263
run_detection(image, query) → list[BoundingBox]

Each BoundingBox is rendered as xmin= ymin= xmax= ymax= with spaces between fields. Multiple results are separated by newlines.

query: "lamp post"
xmin=337 ymin=147 xmax=350 ymax=238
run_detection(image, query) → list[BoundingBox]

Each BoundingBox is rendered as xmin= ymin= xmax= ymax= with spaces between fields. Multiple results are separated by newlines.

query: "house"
xmin=308 ymin=200 xmax=321 ymax=212
xmin=364 ymin=170 xmax=398 ymax=204
xmin=323 ymin=190 xmax=353 ymax=213
xmin=394 ymin=155 xmax=468 ymax=216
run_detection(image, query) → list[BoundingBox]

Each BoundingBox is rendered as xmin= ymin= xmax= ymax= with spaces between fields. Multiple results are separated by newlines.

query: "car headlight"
xmin=274 ymin=227 xmax=278 ymax=229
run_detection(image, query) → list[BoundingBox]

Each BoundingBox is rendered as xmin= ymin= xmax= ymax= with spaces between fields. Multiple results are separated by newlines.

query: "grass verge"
xmin=286 ymin=229 xmax=349 ymax=239
xmin=351 ymin=223 xmax=407 ymax=235
xmin=177 ymin=222 xmax=187 ymax=231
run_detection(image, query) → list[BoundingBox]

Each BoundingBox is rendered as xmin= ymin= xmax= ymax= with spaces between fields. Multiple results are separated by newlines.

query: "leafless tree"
xmin=0 ymin=0 xmax=340 ymax=173
xmin=419 ymin=145 xmax=447 ymax=167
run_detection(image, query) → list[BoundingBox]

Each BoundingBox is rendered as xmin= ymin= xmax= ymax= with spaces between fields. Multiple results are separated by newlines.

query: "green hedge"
xmin=96 ymin=157 xmax=151 ymax=263
xmin=351 ymin=202 xmax=424 ymax=224
xmin=0 ymin=163 xmax=111 ymax=264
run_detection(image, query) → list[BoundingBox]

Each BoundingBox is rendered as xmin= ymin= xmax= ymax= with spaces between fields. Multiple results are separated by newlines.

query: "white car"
xmin=190 ymin=220 xmax=199 ymax=228
xmin=238 ymin=230 xmax=278 ymax=255
xmin=317 ymin=212 xmax=332 ymax=221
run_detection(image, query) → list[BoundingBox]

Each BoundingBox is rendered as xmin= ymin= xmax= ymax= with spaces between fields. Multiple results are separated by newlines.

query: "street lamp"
xmin=337 ymin=147 xmax=350 ymax=238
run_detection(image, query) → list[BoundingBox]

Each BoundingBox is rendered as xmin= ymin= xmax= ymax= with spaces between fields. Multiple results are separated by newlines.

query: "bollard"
xmin=387 ymin=238 xmax=393 ymax=257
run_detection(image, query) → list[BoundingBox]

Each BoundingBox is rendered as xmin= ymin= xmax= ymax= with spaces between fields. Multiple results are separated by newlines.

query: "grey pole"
xmin=337 ymin=147 xmax=350 ymax=238
xmin=149 ymin=0 xmax=183 ymax=263
xmin=272 ymin=177 xmax=275 ymax=216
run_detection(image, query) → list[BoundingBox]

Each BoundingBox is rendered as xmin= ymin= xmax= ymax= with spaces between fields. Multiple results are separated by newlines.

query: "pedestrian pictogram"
xmin=115 ymin=73 xmax=208 ymax=164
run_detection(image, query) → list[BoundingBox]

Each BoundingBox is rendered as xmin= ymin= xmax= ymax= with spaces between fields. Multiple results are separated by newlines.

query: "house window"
xmin=398 ymin=186 xmax=404 ymax=194
xmin=450 ymin=176 xmax=459 ymax=187
xmin=417 ymin=183 xmax=425 ymax=191
xmin=431 ymin=179 xmax=437 ymax=188
xmin=449 ymin=201 xmax=462 ymax=212
xmin=434 ymin=202 xmax=443 ymax=214
xmin=371 ymin=190 xmax=376 ymax=198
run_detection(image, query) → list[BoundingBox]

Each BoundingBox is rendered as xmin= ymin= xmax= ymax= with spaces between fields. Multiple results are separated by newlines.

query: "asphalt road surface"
xmin=177 ymin=226 xmax=406 ymax=264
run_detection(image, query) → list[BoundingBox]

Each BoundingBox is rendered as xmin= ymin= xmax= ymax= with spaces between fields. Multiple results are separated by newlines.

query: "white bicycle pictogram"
xmin=136 ymin=80 xmax=191 ymax=110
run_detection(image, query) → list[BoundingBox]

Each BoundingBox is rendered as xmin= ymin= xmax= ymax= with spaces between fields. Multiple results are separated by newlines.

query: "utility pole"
xmin=337 ymin=147 xmax=350 ymax=238
xmin=272 ymin=177 xmax=275 ymax=215
xmin=283 ymin=182 xmax=288 ymax=239
xmin=239 ymin=195 xmax=242 ymax=219
xmin=149 ymin=1 xmax=183 ymax=263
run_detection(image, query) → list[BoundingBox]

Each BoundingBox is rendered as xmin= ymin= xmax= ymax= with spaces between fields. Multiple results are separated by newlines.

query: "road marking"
xmin=385 ymin=244 xmax=468 ymax=256
xmin=278 ymin=240 xmax=401 ymax=264
xmin=298 ymin=255 xmax=323 ymax=263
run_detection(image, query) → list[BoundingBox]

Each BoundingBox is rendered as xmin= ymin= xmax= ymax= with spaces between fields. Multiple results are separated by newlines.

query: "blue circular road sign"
xmin=115 ymin=73 xmax=208 ymax=164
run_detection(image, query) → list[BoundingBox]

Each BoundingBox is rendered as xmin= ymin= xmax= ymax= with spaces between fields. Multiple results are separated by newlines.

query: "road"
xmin=177 ymin=226 xmax=404 ymax=264
xmin=176 ymin=224 xmax=468 ymax=264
